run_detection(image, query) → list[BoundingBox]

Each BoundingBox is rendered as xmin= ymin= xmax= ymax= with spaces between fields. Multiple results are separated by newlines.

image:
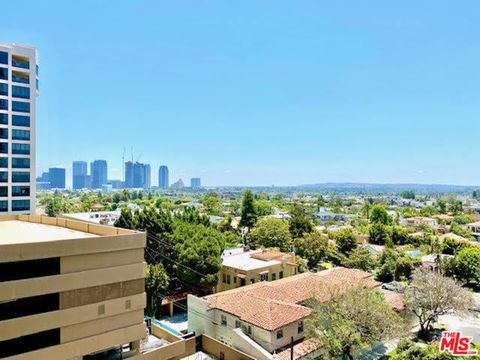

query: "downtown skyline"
xmin=3 ymin=1 xmax=480 ymax=186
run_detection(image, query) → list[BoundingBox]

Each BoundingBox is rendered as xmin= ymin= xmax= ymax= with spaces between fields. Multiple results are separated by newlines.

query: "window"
xmin=271 ymin=273 xmax=276 ymax=281
xmin=279 ymin=271 xmax=284 ymax=279
xmin=222 ymin=273 xmax=226 ymax=283
xmin=12 ymin=158 xmax=29 ymax=168
xmin=0 ymin=51 xmax=7 ymax=65
xmin=0 ymin=113 xmax=7 ymax=125
xmin=0 ymin=142 xmax=7 ymax=154
xmin=0 ymin=83 xmax=7 ymax=96
xmin=0 ymin=158 xmax=7 ymax=168
xmin=0 ymin=68 xmax=7 ymax=80
xmin=234 ymin=276 xmax=237 ymax=284
xmin=298 ymin=321 xmax=304 ymax=333
xmin=0 ymin=186 xmax=7 ymax=197
xmin=0 ymin=172 xmax=7 ymax=182
xmin=12 ymin=186 xmax=30 ymax=197
xmin=0 ymin=128 xmax=7 ymax=139
xmin=12 ymin=56 xmax=29 ymax=69
xmin=12 ymin=115 xmax=29 ymax=127
xmin=12 ymin=172 xmax=30 ymax=183
xmin=0 ymin=200 xmax=6 ymax=212
xmin=221 ymin=314 xmax=227 ymax=326
xmin=276 ymin=329 xmax=284 ymax=339
xmin=12 ymin=200 xmax=30 ymax=211
xmin=260 ymin=273 xmax=268 ymax=282
xmin=227 ymin=275 xmax=231 ymax=284
xmin=235 ymin=320 xmax=241 ymax=329
xmin=12 ymin=86 xmax=30 ymax=99
xmin=12 ymin=129 xmax=30 ymax=140
xmin=12 ymin=101 xmax=30 ymax=113
xmin=12 ymin=72 xmax=29 ymax=84
xmin=0 ymin=99 xmax=7 ymax=110
xmin=12 ymin=143 xmax=30 ymax=155
xmin=250 ymin=278 xmax=255 ymax=284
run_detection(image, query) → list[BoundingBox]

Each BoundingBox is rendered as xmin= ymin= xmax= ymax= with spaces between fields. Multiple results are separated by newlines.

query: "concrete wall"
xmin=202 ymin=335 xmax=256 ymax=360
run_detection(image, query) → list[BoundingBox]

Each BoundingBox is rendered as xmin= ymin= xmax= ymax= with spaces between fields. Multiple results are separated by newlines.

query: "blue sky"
xmin=3 ymin=1 xmax=480 ymax=186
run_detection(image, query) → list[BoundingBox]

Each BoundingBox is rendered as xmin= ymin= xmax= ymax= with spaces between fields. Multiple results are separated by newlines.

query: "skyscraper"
xmin=158 ymin=165 xmax=169 ymax=189
xmin=133 ymin=162 xmax=150 ymax=189
xmin=0 ymin=44 xmax=39 ymax=214
xmin=72 ymin=161 xmax=88 ymax=190
xmin=48 ymin=168 xmax=65 ymax=189
xmin=124 ymin=161 xmax=134 ymax=188
xmin=191 ymin=177 xmax=201 ymax=188
xmin=90 ymin=159 xmax=108 ymax=189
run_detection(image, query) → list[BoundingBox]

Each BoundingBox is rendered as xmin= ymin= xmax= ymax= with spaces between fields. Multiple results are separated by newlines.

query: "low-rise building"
xmin=190 ymin=267 xmax=403 ymax=360
xmin=403 ymin=216 xmax=438 ymax=228
xmin=467 ymin=221 xmax=480 ymax=241
xmin=0 ymin=214 xmax=193 ymax=360
xmin=216 ymin=248 xmax=297 ymax=292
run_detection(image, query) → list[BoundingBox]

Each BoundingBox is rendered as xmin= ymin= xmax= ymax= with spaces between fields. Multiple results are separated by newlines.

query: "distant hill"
xmin=295 ymin=182 xmax=479 ymax=194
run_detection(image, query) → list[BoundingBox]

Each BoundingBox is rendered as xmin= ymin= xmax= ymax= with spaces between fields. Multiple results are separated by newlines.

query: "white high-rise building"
xmin=0 ymin=44 xmax=39 ymax=214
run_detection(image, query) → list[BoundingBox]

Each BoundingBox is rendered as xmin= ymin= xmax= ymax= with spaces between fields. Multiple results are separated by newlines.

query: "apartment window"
xmin=0 ymin=113 xmax=7 ymax=125
xmin=12 ymin=129 xmax=30 ymax=140
xmin=12 ymin=199 xmax=30 ymax=211
xmin=12 ymin=171 xmax=30 ymax=183
xmin=0 ymin=328 xmax=60 ymax=358
xmin=0 ymin=99 xmax=7 ymax=110
xmin=12 ymin=186 xmax=30 ymax=197
xmin=0 ymin=157 xmax=7 ymax=168
xmin=246 ymin=325 xmax=252 ymax=335
xmin=0 ymin=51 xmax=7 ymax=65
xmin=0 ymin=67 xmax=7 ymax=80
xmin=0 ymin=128 xmax=7 ymax=139
xmin=279 ymin=271 xmax=284 ymax=279
xmin=221 ymin=314 xmax=227 ymax=326
xmin=271 ymin=273 xmax=276 ymax=281
xmin=0 ymin=186 xmax=7 ymax=197
xmin=12 ymin=143 xmax=30 ymax=155
xmin=12 ymin=157 xmax=29 ymax=168
xmin=12 ymin=85 xmax=30 ymax=99
xmin=298 ymin=321 xmax=304 ymax=333
xmin=12 ymin=115 xmax=30 ymax=127
xmin=227 ymin=275 xmax=231 ymax=284
xmin=0 ymin=200 xmax=6 ymax=212
xmin=12 ymin=56 xmax=29 ymax=69
xmin=12 ymin=101 xmax=30 ymax=113
xmin=0 ymin=83 xmax=7 ymax=96
xmin=222 ymin=273 xmax=226 ymax=283
xmin=12 ymin=71 xmax=29 ymax=84
xmin=260 ymin=273 xmax=268 ymax=282
xmin=235 ymin=320 xmax=241 ymax=329
xmin=276 ymin=329 xmax=284 ymax=339
xmin=0 ymin=142 xmax=7 ymax=154
xmin=0 ymin=172 xmax=7 ymax=182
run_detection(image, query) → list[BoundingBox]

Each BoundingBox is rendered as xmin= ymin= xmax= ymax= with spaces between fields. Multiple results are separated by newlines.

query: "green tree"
xmin=334 ymin=228 xmax=358 ymax=255
xmin=342 ymin=247 xmax=376 ymax=271
xmin=455 ymin=247 xmax=480 ymax=284
xmin=448 ymin=200 xmax=463 ymax=215
xmin=173 ymin=221 xmax=226 ymax=290
xmin=248 ymin=217 xmax=292 ymax=251
xmin=437 ymin=199 xmax=447 ymax=214
xmin=200 ymin=192 xmax=222 ymax=215
xmin=404 ymin=268 xmax=474 ymax=340
xmin=369 ymin=223 xmax=392 ymax=245
xmin=255 ymin=199 xmax=273 ymax=216
xmin=145 ymin=264 xmax=169 ymax=318
xmin=239 ymin=190 xmax=257 ymax=229
xmin=394 ymin=257 xmax=415 ymax=281
xmin=306 ymin=287 xmax=405 ymax=360
xmin=294 ymin=231 xmax=329 ymax=268
xmin=289 ymin=204 xmax=313 ymax=238
xmin=370 ymin=204 xmax=391 ymax=225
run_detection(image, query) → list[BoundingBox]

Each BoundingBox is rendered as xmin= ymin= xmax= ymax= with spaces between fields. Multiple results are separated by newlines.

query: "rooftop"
xmin=0 ymin=220 xmax=98 ymax=244
xmin=204 ymin=267 xmax=385 ymax=331
xmin=221 ymin=249 xmax=292 ymax=271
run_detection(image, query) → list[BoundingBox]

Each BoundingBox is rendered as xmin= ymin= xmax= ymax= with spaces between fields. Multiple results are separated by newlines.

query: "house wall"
xmin=201 ymin=334 xmax=256 ymax=360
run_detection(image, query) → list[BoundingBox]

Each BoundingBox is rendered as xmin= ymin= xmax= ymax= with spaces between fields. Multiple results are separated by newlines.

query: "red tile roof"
xmin=205 ymin=267 xmax=383 ymax=331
